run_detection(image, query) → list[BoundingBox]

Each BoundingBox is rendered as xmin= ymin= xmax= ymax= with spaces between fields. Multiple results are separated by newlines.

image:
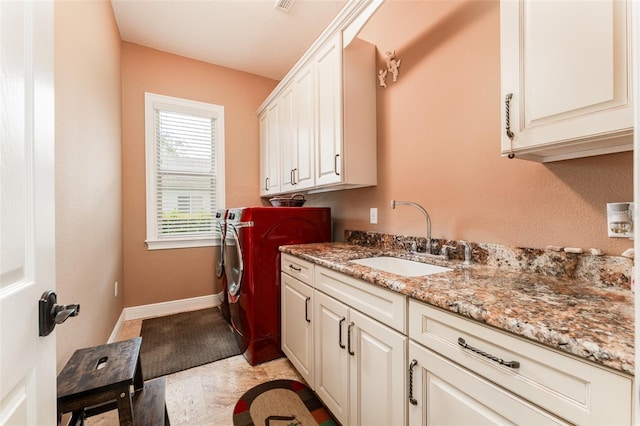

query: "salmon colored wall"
xmin=54 ymin=0 xmax=123 ymax=371
xmin=121 ymin=43 xmax=278 ymax=307
xmin=307 ymin=0 xmax=634 ymax=255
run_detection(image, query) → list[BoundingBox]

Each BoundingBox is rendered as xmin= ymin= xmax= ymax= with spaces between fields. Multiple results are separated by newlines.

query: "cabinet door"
xmin=349 ymin=309 xmax=406 ymax=426
xmin=315 ymin=33 xmax=343 ymax=186
xmin=259 ymin=102 xmax=280 ymax=195
xmin=279 ymin=85 xmax=296 ymax=193
xmin=281 ymin=273 xmax=314 ymax=387
xmin=314 ymin=290 xmax=349 ymax=425
xmin=292 ymin=62 xmax=315 ymax=190
xmin=500 ymin=0 xmax=633 ymax=162
xmin=408 ymin=342 xmax=569 ymax=425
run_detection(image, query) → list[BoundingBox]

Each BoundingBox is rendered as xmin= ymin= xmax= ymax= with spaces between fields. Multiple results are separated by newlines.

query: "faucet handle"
xmin=459 ymin=240 xmax=472 ymax=265
xmin=440 ymin=245 xmax=455 ymax=258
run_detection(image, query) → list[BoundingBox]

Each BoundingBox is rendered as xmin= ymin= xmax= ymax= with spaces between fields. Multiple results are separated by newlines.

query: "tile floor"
xmin=85 ymin=316 xmax=302 ymax=426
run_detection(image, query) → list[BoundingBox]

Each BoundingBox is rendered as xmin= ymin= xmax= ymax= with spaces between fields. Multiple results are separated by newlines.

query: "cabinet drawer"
xmin=315 ymin=266 xmax=406 ymax=333
xmin=409 ymin=341 xmax=569 ymax=425
xmin=281 ymin=254 xmax=314 ymax=285
xmin=409 ymin=300 xmax=632 ymax=425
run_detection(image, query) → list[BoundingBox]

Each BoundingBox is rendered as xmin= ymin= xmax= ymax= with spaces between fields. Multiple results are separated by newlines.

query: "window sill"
xmin=146 ymin=237 xmax=217 ymax=250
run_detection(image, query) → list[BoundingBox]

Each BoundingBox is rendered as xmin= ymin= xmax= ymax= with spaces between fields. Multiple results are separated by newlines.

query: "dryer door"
xmin=213 ymin=220 xmax=225 ymax=279
xmin=224 ymin=224 xmax=243 ymax=303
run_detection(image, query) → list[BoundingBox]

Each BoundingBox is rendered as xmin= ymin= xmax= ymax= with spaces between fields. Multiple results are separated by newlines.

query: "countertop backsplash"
xmin=345 ymin=230 xmax=634 ymax=290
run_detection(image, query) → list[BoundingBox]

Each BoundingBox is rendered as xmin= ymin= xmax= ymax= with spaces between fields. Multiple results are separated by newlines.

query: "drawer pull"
xmin=458 ymin=337 xmax=520 ymax=369
xmin=347 ymin=322 xmax=355 ymax=356
xmin=304 ymin=297 xmax=311 ymax=323
xmin=338 ymin=317 xmax=346 ymax=349
xmin=288 ymin=264 xmax=302 ymax=272
xmin=408 ymin=359 xmax=418 ymax=405
xmin=504 ymin=93 xmax=515 ymax=159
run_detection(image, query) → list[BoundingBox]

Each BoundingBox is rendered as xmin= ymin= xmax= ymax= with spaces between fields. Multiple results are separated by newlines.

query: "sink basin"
xmin=349 ymin=256 xmax=452 ymax=277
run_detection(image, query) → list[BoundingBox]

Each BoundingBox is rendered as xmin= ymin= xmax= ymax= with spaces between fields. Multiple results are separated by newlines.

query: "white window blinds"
xmin=145 ymin=93 xmax=225 ymax=250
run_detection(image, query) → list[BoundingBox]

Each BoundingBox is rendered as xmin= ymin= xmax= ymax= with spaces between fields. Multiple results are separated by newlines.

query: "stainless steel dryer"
xmin=213 ymin=209 xmax=230 ymax=323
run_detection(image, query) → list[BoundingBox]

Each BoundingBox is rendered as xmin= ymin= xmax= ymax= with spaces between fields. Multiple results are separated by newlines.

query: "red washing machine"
xmin=224 ymin=207 xmax=331 ymax=365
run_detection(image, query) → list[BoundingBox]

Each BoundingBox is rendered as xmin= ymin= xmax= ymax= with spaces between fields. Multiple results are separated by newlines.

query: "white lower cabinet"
xmin=281 ymin=272 xmax=314 ymax=387
xmin=408 ymin=341 xmax=569 ymax=425
xmin=409 ymin=300 xmax=633 ymax=425
xmin=281 ymin=255 xmax=633 ymax=426
xmin=314 ymin=290 xmax=407 ymax=426
xmin=313 ymin=290 xmax=349 ymax=423
xmin=281 ymin=254 xmax=407 ymax=426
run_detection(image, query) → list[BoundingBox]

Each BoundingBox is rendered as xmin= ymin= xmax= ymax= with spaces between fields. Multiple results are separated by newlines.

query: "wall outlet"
xmin=114 ymin=281 xmax=118 ymax=298
xmin=370 ymin=207 xmax=378 ymax=224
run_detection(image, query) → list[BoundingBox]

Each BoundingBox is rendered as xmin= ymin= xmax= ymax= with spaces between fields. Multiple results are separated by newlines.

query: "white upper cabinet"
xmin=314 ymin=32 xmax=378 ymax=191
xmin=315 ymin=33 xmax=344 ymax=187
xmin=257 ymin=0 xmax=381 ymax=196
xmin=259 ymin=102 xmax=280 ymax=196
xmin=292 ymin=63 xmax=315 ymax=191
xmin=278 ymin=84 xmax=297 ymax=193
xmin=500 ymin=0 xmax=633 ymax=162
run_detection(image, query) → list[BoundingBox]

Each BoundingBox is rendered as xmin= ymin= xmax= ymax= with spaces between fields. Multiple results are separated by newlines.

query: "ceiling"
xmin=110 ymin=0 xmax=348 ymax=81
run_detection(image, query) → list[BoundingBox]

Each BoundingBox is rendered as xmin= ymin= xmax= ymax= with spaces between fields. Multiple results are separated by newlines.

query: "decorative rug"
xmin=140 ymin=307 xmax=241 ymax=380
xmin=233 ymin=379 xmax=338 ymax=426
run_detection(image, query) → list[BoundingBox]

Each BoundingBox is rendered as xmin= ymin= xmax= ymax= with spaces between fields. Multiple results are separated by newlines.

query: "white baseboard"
xmin=107 ymin=310 xmax=126 ymax=343
xmin=108 ymin=293 xmax=221 ymax=343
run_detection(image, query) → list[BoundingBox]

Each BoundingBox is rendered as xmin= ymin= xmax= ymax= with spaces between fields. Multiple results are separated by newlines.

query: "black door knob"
xmin=38 ymin=290 xmax=80 ymax=336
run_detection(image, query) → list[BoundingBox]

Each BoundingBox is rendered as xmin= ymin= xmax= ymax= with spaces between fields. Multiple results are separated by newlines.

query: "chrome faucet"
xmin=459 ymin=240 xmax=472 ymax=265
xmin=390 ymin=200 xmax=432 ymax=255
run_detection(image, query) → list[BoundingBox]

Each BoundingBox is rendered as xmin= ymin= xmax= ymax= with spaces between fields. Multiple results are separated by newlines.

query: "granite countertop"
xmin=280 ymin=242 xmax=634 ymax=375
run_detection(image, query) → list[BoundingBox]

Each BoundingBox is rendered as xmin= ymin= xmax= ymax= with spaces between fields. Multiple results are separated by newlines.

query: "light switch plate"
xmin=370 ymin=208 xmax=378 ymax=224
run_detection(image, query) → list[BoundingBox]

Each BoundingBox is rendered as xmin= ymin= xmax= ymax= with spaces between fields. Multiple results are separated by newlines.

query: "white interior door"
xmin=631 ymin=2 xmax=640 ymax=424
xmin=1 ymin=1 xmax=57 ymax=425
xmin=634 ymin=0 xmax=640 ymax=422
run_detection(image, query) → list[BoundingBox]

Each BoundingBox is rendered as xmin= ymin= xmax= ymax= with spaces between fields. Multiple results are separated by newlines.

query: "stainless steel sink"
xmin=349 ymin=256 xmax=452 ymax=277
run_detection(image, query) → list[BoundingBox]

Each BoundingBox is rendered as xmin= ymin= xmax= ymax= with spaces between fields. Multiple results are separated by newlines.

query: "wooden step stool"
xmin=57 ymin=337 xmax=169 ymax=425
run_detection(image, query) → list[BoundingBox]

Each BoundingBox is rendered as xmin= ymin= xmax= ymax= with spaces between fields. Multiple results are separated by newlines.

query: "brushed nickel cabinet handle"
xmin=504 ymin=93 xmax=515 ymax=159
xmin=458 ymin=337 xmax=520 ymax=369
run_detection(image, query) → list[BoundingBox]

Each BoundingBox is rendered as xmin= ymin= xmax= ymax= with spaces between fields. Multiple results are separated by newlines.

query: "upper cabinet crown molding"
xmin=500 ymin=0 xmax=634 ymax=162
xmin=258 ymin=0 xmax=383 ymax=115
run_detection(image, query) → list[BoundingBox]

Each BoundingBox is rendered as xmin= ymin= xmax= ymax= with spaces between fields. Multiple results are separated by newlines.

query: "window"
xmin=144 ymin=93 xmax=225 ymax=250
